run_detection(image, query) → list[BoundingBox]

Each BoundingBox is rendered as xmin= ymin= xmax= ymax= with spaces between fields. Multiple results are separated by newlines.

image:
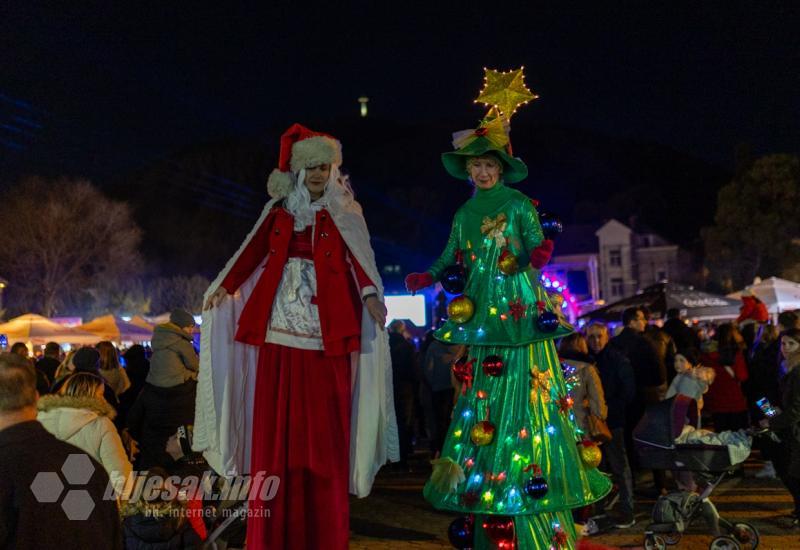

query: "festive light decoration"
xmin=475 ymin=67 xmax=538 ymax=121
xmin=529 ymin=367 xmax=552 ymax=405
xmin=507 ymin=297 xmax=527 ymax=321
xmin=557 ymin=395 xmax=574 ymax=414
xmin=497 ymin=248 xmax=519 ymax=275
xmin=448 ymin=516 xmax=475 ymax=549
xmin=452 ymin=115 xmax=510 ymax=151
xmin=470 ymin=420 xmax=495 ymax=446
xmin=482 ymin=354 xmax=504 ymax=376
xmin=579 ymin=440 xmax=603 ymax=468
xmin=441 ymin=264 xmax=467 ymax=295
xmin=480 ymin=213 xmax=508 ymax=247
xmin=482 ymin=515 xmax=516 ymax=545
xmin=448 ymin=295 xmax=475 ymax=323
xmin=539 ymin=273 xmax=579 ymax=321
xmin=523 ymin=464 xmax=549 ymax=499
xmin=538 ymin=211 xmax=563 ymax=240
xmin=551 ymin=525 xmax=568 ymax=549
xmin=535 ymin=300 xmax=560 ymax=333
xmin=452 ymin=356 xmax=475 ymax=394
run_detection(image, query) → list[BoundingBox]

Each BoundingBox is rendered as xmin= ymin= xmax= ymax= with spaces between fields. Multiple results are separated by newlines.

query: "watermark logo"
xmin=30 ymin=453 xmax=97 ymax=520
xmin=30 ymin=453 xmax=281 ymax=521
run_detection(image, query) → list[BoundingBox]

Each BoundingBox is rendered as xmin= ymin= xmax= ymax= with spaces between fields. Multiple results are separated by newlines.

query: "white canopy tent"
xmin=728 ymin=277 xmax=800 ymax=314
xmin=0 ymin=314 xmax=100 ymax=345
xmin=77 ymin=314 xmax=153 ymax=344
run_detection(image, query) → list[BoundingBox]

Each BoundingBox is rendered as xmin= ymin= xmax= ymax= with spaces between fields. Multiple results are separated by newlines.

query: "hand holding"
xmin=204 ymin=287 xmax=230 ymax=310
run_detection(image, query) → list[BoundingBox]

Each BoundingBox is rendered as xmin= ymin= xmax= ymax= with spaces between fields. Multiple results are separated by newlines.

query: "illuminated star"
xmin=475 ymin=67 xmax=538 ymax=120
xmin=508 ymin=298 xmax=527 ymax=321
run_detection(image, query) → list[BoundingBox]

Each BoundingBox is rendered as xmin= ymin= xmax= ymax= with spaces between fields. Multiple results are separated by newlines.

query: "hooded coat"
xmin=147 ymin=323 xmax=199 ymax=388
xmin=37 ymin=394 xmax=132 ymax=495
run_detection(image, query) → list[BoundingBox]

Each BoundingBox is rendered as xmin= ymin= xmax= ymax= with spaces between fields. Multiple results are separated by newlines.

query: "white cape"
xmin=193 ymin=197 xmax=399 ymax=497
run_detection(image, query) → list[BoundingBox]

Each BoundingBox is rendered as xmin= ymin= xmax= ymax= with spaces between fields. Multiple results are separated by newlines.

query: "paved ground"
xmin=350 ymin=450 xmax=800 ymax=549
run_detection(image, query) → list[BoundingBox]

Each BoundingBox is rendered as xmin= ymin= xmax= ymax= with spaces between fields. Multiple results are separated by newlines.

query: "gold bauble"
xmin=497 ymin=250 xmax=519 ymax=275
xmin=470 ymin=420 xmax=496 ymax=446
xmin=579 ymin=442 xmax=602 ymax=469
xmin=447 ymin=295 xmax=475 ymax=324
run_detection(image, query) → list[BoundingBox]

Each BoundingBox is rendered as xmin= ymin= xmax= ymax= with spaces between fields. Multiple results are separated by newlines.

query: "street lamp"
xmin=358 ymin=96 xmax=369 ymax=117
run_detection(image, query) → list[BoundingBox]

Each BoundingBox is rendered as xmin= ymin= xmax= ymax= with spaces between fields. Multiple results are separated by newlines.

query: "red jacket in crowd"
xmin=701 ymin=348 xmax=750 ymax=414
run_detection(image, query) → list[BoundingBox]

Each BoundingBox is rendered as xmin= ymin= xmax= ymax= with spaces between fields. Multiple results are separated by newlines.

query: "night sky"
xmin=3 ymin=3 xmax=799 ymax=179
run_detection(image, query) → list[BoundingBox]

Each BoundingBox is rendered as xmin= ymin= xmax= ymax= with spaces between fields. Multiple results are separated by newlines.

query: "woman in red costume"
xmin=199 ymin=124 xmax=398 ymax=549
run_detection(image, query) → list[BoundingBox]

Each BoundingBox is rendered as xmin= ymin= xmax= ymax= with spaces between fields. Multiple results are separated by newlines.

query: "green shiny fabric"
xmin=430 ymin=184 xmax=572 ymax=345
xmin=423 ymin=183 xmax=611 ymax=549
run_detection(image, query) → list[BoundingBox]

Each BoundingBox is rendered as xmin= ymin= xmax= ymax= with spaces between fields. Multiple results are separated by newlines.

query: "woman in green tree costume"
xmin=405 ymin=102 xmax=610 ymax=548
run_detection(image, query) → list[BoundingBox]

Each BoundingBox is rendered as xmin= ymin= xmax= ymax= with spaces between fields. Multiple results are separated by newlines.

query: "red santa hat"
xmin=267 ymin=123 xmax=343 ymax=198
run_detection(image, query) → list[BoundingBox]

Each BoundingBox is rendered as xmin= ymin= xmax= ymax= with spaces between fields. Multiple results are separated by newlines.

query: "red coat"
xmin=221 ymin=206 xmax=375 ymax=356
xmin=701 ymin=348 xmax=749 ymax=414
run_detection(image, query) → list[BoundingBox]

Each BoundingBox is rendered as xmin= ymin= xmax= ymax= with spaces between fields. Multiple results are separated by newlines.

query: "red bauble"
xmin=482 ymin=515 xmax=515 ymax=545
xmin=482 ymin=355 xmax=504 ymax=376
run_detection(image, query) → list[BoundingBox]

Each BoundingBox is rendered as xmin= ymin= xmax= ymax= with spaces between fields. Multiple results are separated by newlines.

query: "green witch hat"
xmin=441 ymin=115 xmax=528 ymax=183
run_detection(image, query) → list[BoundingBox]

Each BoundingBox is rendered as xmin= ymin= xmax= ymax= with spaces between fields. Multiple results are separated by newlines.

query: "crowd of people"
xmin=0 ymin=308 xmax=236 ymax=549
xmin=390 ymin=304 xmax=800 ymax=530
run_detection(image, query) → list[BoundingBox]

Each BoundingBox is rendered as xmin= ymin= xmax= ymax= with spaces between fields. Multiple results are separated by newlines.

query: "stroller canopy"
xmin=633 ymin=395 xmax=698 ymax=448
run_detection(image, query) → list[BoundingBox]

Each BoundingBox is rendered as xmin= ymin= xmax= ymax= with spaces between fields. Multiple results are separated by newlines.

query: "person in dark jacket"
xmin=127 ymin=378 xmax=197 ymax=471
xmin=388 ymin=320 xmax=417 ymax=467
xmin=610 ymin=306 xmax=667 ymax=496
xmin=121 ymin=467 xmax=204 ymax=549
xmin=587 ymin=321 xmax=636 ymax=528
xmin=36 ymin=341 xmax=62 ymax=384
xmin=146 ymin=309 xmax=199 ymax=388
xmin=761 ymin=327 xmax=800 ymax=526
xmin=0 ymin=352 xmax=123 ymax=549
xmin=118 ymin=344 xmax=151 ymax=427
xmin=749 ymin=313 xmax=797 ymax=478
xmin=662 ymin=309 xmax=698 ymax=359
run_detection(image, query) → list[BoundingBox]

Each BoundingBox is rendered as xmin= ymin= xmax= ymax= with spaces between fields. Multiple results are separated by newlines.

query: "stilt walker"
xmin=195 ymin=124 xmax=399 ymax=549
xmin=407 ymin=68 xmax=611 ymax=549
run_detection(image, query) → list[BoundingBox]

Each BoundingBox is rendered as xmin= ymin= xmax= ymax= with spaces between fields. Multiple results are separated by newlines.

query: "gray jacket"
xmin=145 ymin=323 xmax=199 ymax=388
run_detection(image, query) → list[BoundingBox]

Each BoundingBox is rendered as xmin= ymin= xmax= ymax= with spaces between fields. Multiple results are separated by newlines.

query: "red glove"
xmin=405 ymin=272 xmax=434 ymax=293
xmin=530 ymin=239 xmax=554 ymax=269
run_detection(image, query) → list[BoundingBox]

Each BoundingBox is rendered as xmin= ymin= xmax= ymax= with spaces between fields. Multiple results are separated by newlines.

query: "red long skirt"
xmin=245 ymin=343 xmax=351 ymax=549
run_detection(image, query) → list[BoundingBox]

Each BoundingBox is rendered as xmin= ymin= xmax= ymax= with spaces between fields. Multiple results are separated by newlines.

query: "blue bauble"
xmin=536 ymin=311 xmax=560 ymax=332
xmin=447 ymin=516 xmax=474 ymax=549
xmin=523 ymin=476 xmax=549 ymax=499
xmin=441 ymin=264 xmax=467 ymax=295
xmin=539 ymin=211 xmax=563 ymax=240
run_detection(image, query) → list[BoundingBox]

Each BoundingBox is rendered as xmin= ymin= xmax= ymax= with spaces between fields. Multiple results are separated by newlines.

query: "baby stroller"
xmin=633 ymin=395 xmax=760 ymax=550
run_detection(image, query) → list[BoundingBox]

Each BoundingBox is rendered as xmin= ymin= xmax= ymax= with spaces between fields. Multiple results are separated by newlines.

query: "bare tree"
xmin=0 ymin=177 xmax=143 ymax=316
xmin=149 ymin=274 xmax=210 ymax=314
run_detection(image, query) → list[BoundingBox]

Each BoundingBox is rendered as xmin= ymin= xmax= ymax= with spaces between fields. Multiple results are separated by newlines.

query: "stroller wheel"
xmin=662 ymin=531 xmax=682 ymax=545
xmin=709 ymin=535 xmax=741 ymax=550
xmin=644 ymin=534 xmax=667 ymax=550
xmin=730 ymin=522 xmax=759 ymax=549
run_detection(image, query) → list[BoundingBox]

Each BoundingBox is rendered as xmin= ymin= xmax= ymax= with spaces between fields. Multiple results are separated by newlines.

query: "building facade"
xmin=544 ymin=218 xmax=688 ymax=308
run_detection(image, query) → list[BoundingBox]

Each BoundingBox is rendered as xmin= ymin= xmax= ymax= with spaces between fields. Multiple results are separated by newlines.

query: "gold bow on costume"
xmin=480 ymin=213 xmax=508 ymax=247
xmin=529 ymin=366 xmax=552 ymax=405
xmin=451 ymin=116 xmax=510 ymax=151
